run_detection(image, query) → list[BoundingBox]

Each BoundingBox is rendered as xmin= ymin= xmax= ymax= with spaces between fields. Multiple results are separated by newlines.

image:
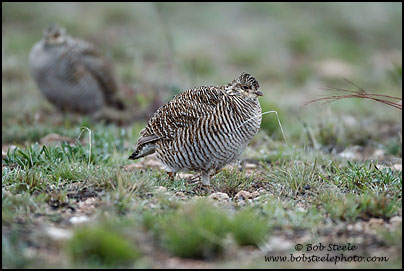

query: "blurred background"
xmin=2 ymin=2 xmax=402 ymax=156
xmin=2 ymin=3 xmax=402 ymax=269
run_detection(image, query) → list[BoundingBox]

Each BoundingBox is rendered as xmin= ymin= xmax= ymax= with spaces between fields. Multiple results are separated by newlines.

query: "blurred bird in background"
xmin=29 ymin=24 xmax=127 ymax=122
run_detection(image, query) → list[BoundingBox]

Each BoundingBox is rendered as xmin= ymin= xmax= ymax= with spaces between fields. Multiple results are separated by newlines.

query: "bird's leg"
xmin=201 ymin=172 xmax=210 ymax=186
xmin=167 ymin=172 xmax=175 ymax=181
xmin=185 ymin=173 xmax=211 ymax=187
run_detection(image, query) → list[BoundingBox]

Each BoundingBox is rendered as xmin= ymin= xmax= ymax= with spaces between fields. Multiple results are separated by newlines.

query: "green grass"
xmin=68 ymin=225 xmax=140 ymax=268
xmin=2 ymin=138 xmax=402 ymax=267
xmin=230 ymin=208 xmax=269 ymax=246
xmin=158 ymin=199 xmax=230 ymax=259
xmin=318 ymin=191 xmax=400 ymax=222
xmin=143 ymin=199 xmax=271 ymax=257
xmin=325 ymin=161 xmax=402 ymax=195
xmin=2 ymin=2 xmax=402 ymax=268
xmin=261 ymin=196 xmax=324 ymax=230
xmin=211 ymin=169 xmax=256 ymax=197
xmin=2 ymin=228 xmax=32 ymax=268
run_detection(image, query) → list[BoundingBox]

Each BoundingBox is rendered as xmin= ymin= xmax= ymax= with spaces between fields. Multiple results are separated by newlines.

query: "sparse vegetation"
xmin=2 ymin=2 xmax=402 ymax=269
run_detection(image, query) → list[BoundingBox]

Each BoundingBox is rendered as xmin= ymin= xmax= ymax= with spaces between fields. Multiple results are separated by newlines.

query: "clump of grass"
xmin=50 ymin=163 xmax=88 ymax=182
xmin=318 ymin=191 xmax=400 ymax=222
xmin=357 ymin=192 xmax=400 ymax=220
xmin=3 ymin=142 xmax=110 ymax=170
xmin=324 ymin=161 xmax=402 ymax=195
xmin=144 ymin=202 xmax=270 ymax=250
xmin=229 ymin=208 xmax=269 ymax=246
xmin=2 ymin=230 xmax=31 ymax=268
xmin=262 ymin=196 xmax=323 ymax=230
xmin=265 ymin=160 xmax=321 ymax=197
xmin=68 ymin=225 xmax=140 ymax=268
xmin=376 ymin=222 xmax=402 ymax=247
xmin=2 ymin=168 xmax=47 ymax=194
xmin=212 ymin=169 xmax=255 ymax=197
xmin=2 ymin=192 xmax=46 ymax=224
xmin=159 ymin=199 xmax=230 ymax=259
xmin=319 ymin=192 xmax=362 ymax=222
xmin=142 ymin=210 xmax=163 ymax=237
xmin=3 ymin=143 xmax=47 ymax=169
xmin=384 ymin=137 xmax=402 ymax=156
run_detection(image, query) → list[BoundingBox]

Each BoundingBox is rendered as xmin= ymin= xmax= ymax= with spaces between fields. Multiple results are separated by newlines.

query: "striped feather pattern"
xmin=130 ymin=73 xmax=262 ymax=184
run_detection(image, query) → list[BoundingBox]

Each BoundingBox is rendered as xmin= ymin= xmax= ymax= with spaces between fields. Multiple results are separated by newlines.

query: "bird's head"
xmin=226 ymin=72 xmax=263 ymax=98
xmin=43 ymin=24 xmax=67 ymax=45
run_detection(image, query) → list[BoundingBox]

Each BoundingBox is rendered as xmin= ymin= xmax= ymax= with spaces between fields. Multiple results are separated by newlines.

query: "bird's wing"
xmin=72 ymin=39 xmax=125 ymax=110
xmin=136 ymin=86 xmax=226 ymax=145
xmin=31 ymin=42 xmax=105 ymax=113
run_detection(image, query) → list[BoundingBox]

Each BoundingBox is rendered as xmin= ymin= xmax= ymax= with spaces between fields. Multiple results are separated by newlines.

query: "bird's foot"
xmin=185 ymin=173 xmax=211 ymax=189
xmin=194 ymin=181 xmax=212 ymax=193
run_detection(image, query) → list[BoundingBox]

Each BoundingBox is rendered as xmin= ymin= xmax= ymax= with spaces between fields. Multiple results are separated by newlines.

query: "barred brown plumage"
xmin=129 ymin=73 xmax=263 ymax=186
xmin=29 ymin=24 xmax=125 ymax=114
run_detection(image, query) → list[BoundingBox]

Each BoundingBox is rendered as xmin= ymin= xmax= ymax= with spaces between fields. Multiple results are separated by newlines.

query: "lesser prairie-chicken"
xmin=129 ymin=72 xmax=263 ymax=186
xmin=29 ymin=24 xmax=125 ymax=114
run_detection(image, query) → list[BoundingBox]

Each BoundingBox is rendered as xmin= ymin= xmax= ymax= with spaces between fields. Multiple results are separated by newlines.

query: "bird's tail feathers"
xmin=129 ymin=143 xmax=156 ymax=160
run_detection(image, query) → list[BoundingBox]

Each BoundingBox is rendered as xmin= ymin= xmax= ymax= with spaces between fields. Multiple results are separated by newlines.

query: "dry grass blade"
xmin=304 ymin=79 xmax=402 ymax=110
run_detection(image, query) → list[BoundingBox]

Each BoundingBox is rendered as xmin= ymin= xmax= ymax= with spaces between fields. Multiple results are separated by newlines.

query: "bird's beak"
xmin=255 ymin=90 xmax=264 ymax=96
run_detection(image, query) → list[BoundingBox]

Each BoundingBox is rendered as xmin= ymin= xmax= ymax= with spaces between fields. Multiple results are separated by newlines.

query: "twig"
xmin=304 ymin=79 xmax=402 ymax=110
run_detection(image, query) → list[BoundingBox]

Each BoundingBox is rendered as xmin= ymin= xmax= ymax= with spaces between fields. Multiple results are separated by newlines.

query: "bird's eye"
xmin=242 ymin=85 xmax=249 ymax=90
